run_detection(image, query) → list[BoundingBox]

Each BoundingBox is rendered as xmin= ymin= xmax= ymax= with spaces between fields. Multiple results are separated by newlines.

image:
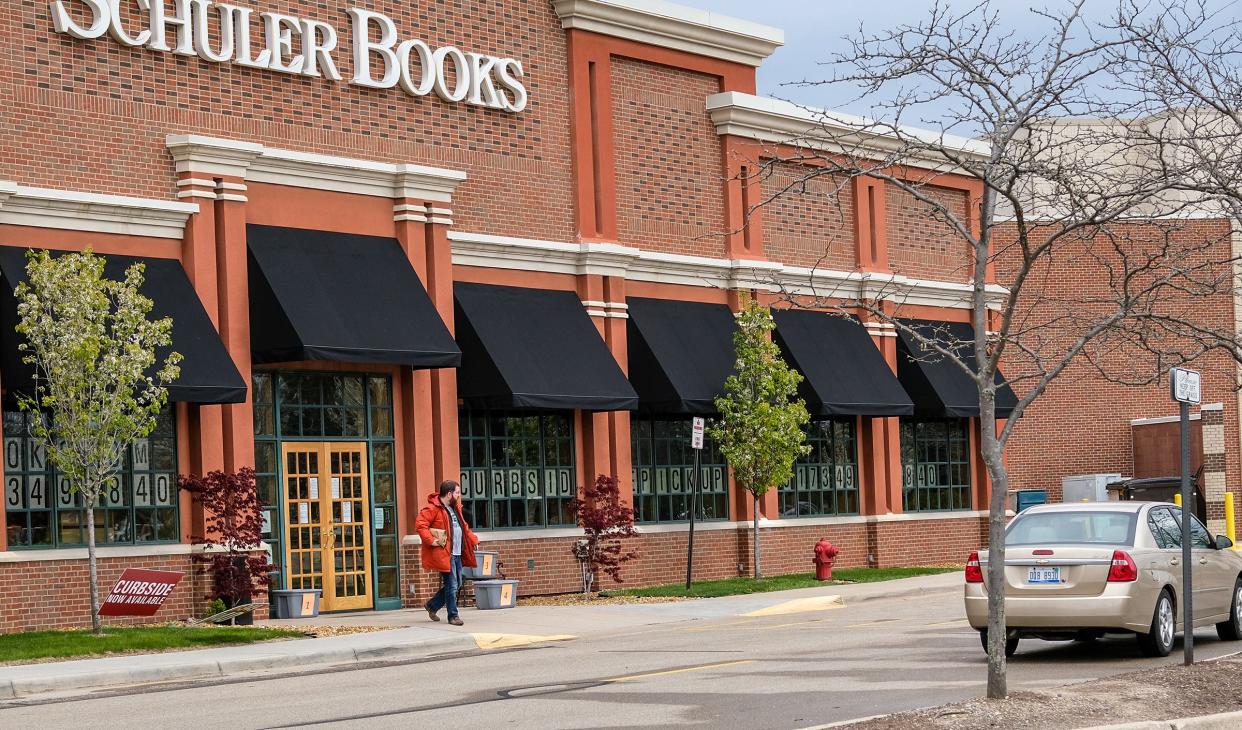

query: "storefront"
xmin=0 ymin=0 xmax=1019 ymax=629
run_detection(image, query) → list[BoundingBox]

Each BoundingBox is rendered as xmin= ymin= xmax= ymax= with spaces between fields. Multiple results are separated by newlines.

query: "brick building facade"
xmin=0 ymin=0 xmax=1101 ymax=631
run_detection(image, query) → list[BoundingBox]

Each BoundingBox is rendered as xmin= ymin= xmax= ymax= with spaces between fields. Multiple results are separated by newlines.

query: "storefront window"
xmin=901 ymin=418 xmax=972 ymax=511
xmin=781 ymin=418 xmax=859 ymax=517
xmin=4 ymin=407 xmax=179 ymax=548
xmin=459 ymin=411 xmax=576 ymax=529
xmin=254 ymin=371 xmax=398 ymax=604
xmin=631 ymin=418 xmax=729 ymax=524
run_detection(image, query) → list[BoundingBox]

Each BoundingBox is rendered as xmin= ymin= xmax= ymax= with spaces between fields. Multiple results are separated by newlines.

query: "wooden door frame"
xmin=280 ymin=441 xmax=373 ymax=612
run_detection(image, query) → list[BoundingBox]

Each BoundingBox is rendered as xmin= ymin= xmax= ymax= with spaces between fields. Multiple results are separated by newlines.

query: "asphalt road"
xmin=4 ymin=589 xmax=1239 ymax=730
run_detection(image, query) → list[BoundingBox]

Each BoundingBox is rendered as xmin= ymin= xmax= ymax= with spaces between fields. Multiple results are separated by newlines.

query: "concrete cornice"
xmin=165 ymin=135 xmax=467 ymax=202
xmin=166 ymin=134 xmax=264 ymax=179
xmin=550 ymin=0 xmax=783 ymax=67
xmin=447 ymin=230 xmax=1009 ymax=309
xmin=706 ymin=92 xmax=990 ymax=169
xmin=0 ymin=182 xmax=198 ymax=239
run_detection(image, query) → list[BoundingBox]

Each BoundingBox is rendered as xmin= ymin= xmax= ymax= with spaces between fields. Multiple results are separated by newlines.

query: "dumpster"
xmin=473 ymin=579 xmax=518 ymax=610
xmin=269 ymin=589 xmax=322 ymax=619
xmin=1015 ymin=489 xmax=1047 ymax=513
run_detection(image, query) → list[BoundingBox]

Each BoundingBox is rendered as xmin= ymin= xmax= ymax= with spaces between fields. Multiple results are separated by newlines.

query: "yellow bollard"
xmin=1226 ymin=492 xmax=1237 ymax=549
xmin=1174 ymin=493 xmax=1182 ymax=507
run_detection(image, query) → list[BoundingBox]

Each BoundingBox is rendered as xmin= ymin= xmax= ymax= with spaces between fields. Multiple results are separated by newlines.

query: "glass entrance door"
xmin=282 ymin=442 xmax=372 ymax=612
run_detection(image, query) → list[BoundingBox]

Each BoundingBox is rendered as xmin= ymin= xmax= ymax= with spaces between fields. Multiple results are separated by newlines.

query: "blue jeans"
xmin=427 ymin=554 xmax=462 ymax=618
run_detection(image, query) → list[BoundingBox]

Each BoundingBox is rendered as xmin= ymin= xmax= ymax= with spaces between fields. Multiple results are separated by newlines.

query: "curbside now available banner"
xmin=98 ymin=568 xmax=185 ymax=617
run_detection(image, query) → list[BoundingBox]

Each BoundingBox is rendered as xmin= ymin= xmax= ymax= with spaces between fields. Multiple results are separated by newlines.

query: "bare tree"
xmin=739 ymin=0 xmax=1242 ymax=698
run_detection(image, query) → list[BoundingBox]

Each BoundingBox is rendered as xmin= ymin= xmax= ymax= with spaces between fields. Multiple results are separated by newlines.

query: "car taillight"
xmin=1107 ymin=550 xmax=1138 ymax=582
xmin=965 ymin=551 xmax=983 ymax=583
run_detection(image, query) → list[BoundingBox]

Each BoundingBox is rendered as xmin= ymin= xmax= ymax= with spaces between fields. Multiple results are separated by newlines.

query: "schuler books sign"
xmin=48 ymin=0 xmax=530 ymax=112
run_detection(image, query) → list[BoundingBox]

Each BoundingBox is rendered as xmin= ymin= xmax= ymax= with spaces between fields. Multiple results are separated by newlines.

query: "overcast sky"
xmin=694 ymin=0 xmax=1240 ymax=125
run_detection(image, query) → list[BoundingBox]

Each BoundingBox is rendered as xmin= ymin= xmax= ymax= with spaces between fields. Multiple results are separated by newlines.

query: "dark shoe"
xmin=448 ymin=616 xmax=464 ymax=626
xmin=424 ymin=602 xmax=440 ymax=622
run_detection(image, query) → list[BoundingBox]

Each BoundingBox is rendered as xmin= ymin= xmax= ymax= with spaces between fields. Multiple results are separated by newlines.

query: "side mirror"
xmin=1215 ymin=534 xmax=1234 ymax=551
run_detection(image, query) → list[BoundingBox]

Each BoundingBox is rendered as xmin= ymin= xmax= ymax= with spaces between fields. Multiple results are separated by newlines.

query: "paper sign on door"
xmin=308 ymin=477 xmax=319 ymax=499
xmin=374 ymin=507 xmax=384 ymax=530
xmin=500 ymin=583 xmax=513 ymax=605
xmin=331 ymin=477 xmax=341 ymax=499
xmin=342 ymin=501 xmax=352 ymax=523
xmin=298 ymin=502 xmax=309 ymax=524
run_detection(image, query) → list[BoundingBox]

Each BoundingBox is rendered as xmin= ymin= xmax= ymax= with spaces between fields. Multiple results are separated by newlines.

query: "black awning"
xmin=454 ymin=283 xmax=637 ymax=411
xmin=0 ymin=247 xmax=247 ymax=404
xmin=896 ymin=319 xmax=1018 ymax=418
xmin=247 ymin=225 xmax=460 ymax=368
xmin=772 ymin=310 xmax=913 ymax=416
xmin=626 ymin=297 xmax=736 ymax=415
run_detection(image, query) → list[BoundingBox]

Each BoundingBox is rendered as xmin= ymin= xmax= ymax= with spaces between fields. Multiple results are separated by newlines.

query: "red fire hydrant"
xmin=814 ymin=538 xmax=840 ymax=581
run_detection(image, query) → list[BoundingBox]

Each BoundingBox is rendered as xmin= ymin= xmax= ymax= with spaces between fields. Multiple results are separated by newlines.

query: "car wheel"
xmin=1217 ymin=578 xmax=1242 ymax=641
xmin=1137 ymin=590 xmax=1175 ymax=657
xmin=979 ymin=629 xmax=1019 ymax=657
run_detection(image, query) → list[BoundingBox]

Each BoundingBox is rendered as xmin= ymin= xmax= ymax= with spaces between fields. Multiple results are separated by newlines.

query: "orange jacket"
xmin=415 ymin=493 xmax=479 ymax=573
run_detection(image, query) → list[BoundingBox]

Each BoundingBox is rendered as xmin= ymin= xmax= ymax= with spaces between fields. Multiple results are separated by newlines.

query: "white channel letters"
xmin=48 ymin=0 xmax=529 ymax=112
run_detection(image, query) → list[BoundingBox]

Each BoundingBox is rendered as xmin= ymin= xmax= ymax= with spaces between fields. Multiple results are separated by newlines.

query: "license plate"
xmin=1027 ymin=567 xmax=1061 ymax=584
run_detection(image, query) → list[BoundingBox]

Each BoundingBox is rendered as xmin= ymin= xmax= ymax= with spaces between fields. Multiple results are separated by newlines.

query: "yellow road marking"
xmin=759 ymin=619 xmax=831 ymax=630
xmin=471 ymin=633 xmax=576 ymax=650
xmin=845 ymin=618 xmax=903 ymax=629
xmin=741 ymin=595 xmax=844 ymax=617
xmin=685 ymin=620 xmax=755 ymax=632
xmin=610 ymin=660 xmax=755 ymax=682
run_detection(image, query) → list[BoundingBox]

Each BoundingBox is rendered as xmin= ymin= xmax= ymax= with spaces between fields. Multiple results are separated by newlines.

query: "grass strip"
xmin=601 ymin=566 xmax=961 ymax=599
xmin=0 ymin=625 xmax=305 ymax=663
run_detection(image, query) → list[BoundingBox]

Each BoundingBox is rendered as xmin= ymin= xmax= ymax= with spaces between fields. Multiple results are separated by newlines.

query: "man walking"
xmin=416 ymin=480 xmax=479 ymax=626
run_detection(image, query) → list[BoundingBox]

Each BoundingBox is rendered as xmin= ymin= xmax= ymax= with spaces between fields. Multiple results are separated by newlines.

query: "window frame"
xmin=900 ymin=417 xmax=973 ymax=512
xmin=458 ymin=410 xmax=577 ymax=530
xmin=630 ymin=417 xmax=729 ymax=525
xmin=3 ymin=406 xmax=180 ymax=550
xmin=780 ymin=418 xmax=860 ymax=518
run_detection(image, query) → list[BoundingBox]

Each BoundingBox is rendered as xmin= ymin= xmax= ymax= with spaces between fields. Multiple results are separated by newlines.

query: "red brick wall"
xmin=886 ymin=184 xmax=972 ymax=282
xmin=401 ymin=517 xmax=980 ymax=603
xmin=999 ymin=218 xmax=1240 ymax=504
xmin=761 ymin=162 xmax=856 ymax=270
xmin=0 ymin=0 xmax=575 ymax=241
xmin=611 ymin=57 xmax=726 ymax=257
xmin=0 ymin=551 xmax=259 ymax=633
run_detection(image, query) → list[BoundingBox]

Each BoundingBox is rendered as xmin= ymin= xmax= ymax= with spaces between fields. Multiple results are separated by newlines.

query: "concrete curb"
xmin=0 ymin=629 xmax=478 ymax=699
xmin=1076 ymin=710 xmax=1242 ymax=730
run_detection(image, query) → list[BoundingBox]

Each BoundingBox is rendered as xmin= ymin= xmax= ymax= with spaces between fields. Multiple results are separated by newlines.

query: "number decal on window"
xmin=5 ymin=476 xmax=22 ymax=508
xmin=26 ymin=475 xmax=46 ymax=510
xmin=154 ymin=474 xmax=172 ymax=506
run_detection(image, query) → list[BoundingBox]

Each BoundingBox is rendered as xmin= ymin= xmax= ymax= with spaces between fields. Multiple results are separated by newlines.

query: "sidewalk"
xmin=0 ymin=572 xmax=960 ymax=700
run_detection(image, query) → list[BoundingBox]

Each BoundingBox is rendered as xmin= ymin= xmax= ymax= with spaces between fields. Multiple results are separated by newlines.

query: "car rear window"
xmin=1006 ymin=511 xmax=1137 ymax=546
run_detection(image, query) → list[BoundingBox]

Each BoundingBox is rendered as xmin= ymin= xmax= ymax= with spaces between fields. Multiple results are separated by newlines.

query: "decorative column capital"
xmin=166 ymin=135 xmax=264 ymax=179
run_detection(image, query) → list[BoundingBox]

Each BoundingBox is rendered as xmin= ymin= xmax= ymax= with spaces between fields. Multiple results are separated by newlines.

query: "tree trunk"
xmin=753 ymin=493 xmax=762 ymax=579
xmin=980 ymin=412 xmax=1009 ymax=700
xmin=86 ymin=495 xmax=102 ymax=636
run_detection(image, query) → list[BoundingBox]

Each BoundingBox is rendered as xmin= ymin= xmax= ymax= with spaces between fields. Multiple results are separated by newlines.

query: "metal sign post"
xmin=1171 ymin=367 xmax=1201 ymax=665
xmin=686 ymin=417 xmax=705 ymax=591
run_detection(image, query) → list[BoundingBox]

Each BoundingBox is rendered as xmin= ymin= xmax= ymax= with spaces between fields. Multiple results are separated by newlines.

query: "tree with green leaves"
xmin=711 ymin=297 xmax=810 ymax=579
xmin=15 ymin=249 xmax=181 ymax=635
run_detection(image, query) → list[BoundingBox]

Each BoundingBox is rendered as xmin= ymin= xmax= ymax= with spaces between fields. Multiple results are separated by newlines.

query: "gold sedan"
xmin=964 ymin=501 xmax=1242 ymax=657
